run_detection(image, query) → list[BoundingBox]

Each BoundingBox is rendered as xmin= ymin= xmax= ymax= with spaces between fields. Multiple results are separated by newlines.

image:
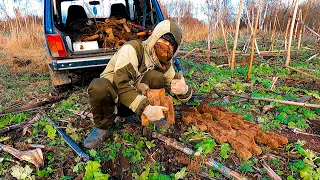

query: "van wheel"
xmin=49 ymin=69 xmax=73 ymax=93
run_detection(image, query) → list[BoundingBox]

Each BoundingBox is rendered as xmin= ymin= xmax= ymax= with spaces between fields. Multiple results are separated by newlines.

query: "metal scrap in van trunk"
xmin=72 ymin=17 xmax=145 ymax=50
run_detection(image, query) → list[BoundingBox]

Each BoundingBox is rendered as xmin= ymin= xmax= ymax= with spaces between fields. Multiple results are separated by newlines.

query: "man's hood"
xmin=144 ymin=20 xmax=182 ymax=60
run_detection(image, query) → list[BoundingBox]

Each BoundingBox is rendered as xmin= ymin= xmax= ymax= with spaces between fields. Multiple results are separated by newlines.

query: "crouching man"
xmin=84 ymin=20 xmax=192 ymax=148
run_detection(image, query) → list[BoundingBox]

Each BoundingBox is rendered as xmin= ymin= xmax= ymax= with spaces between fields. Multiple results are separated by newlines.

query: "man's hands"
xmin=142 ymin=105 xmax=168 ymax=121
xmin=171 ymin=71 xmax=188 ymax=95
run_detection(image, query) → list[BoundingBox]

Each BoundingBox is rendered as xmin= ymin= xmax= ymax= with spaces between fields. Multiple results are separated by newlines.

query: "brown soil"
xmin=281 ymin=131 xmax=320 ymax=153
xmin=180 ymin=103 xmax=288 ymax=159
xmin=283 ymin=77 xmax=320 ymax=91
xmin=281 ymin=119 xmax=320 ymax=153
xmin=308 ymin=119 xmax=320 ymax=135
xmin=101 ymin=156 xmax=132 ymax=180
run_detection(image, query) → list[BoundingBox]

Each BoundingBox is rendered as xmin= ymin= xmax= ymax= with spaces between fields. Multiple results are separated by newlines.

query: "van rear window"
xmin=61 ymin=0 xmax=134 ymax=24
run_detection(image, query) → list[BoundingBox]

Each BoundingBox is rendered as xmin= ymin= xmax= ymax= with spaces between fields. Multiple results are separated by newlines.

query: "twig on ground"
xmin=286 ymin=66 xmax=320 ymax=82
xmin=270 ymin=76 xmax=279 ymax=90
xmin=215 ymin=91 xmax=320 ymax=108
xmin=306 ymin=53 xmax=319 ymax=62
xmin=189 ymin=136 xmax=209 ymax=142
xmin=0 ymin=92 xmax=68 ymax=115
xmin=305 ymin=25 xmax=320 ymax=38
xmin=0 ymin=112 xmax=44 ymax=135
xmin=262 ymin=105 xmax=276 ymax=114
xmin=181 ymin=48 xmax=199 ymax=59
xmin=197 ymin=172 xmax=217 ymax=180
xmin=0 ymin=137 xmax=10 ymax=142
xmin=217 ymin=64 xmax=230 ymax=68
xmin=0 ymin=158 xmax=21 ymax=165
xmin=152 ymin=132 xmax=246 ymax=180
xmin=261 ymin=160 xmax=282 ymax=180
xmin=286 ymin=126 xmax=320 ymax=138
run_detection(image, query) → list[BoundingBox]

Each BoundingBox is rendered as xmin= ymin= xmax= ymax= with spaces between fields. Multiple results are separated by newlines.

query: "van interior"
xmin=51 ymin=0 xmax=160 ymax=53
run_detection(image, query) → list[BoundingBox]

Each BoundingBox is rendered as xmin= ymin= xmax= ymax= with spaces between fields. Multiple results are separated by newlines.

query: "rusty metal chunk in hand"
xmin=0 ymin=143 xmax=44 ymax=168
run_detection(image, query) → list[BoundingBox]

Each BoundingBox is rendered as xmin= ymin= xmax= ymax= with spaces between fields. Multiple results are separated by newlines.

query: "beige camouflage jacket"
xmin=100 ymin=20 xmax=192 ymax=115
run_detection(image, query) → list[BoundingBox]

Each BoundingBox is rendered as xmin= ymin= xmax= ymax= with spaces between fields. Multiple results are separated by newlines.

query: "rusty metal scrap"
xmin=78 ymin=17 xmax=143 ymax=49
xmin=141 ymin=89 xmax=175 ymax=126
xmin=181 ymin=103 xmax=288 ymax=159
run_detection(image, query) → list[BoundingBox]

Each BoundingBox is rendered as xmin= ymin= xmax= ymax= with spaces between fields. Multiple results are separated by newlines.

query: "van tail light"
xmin=46 ymin=34 xmax=67 ymax=57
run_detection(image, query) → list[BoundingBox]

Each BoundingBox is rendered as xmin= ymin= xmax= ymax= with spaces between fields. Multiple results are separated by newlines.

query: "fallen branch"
xmin=217 ymin=64 xmax=230 ymax=68
xmin=0 ymin=113 xmax=44 ymax=135
xmin=285 ymin=126 xmax=320 ymax=138
xmin=286 ymin=66 xmax=320 ymax=82
xmin=0 ymin=137 xmax=10 ymax=142
xmin=306 ymin=53 xmax=319 ymax=62
xmin=216 ymin=91 xmax=320 ymax=108
xmin=152 ymin=132 xmax=246 ymax=180
xmin=261 ymin=160 xmax=281 ymax=180
xmin=305 ymin=25 xmax=320 ymax=38
xmin=0 ymin=92 xmax=68 ymax=115
xmin=181 ymin=48 xmax=199 ymax=59
xmin=270 ymin=76 xmax=279 ymax=90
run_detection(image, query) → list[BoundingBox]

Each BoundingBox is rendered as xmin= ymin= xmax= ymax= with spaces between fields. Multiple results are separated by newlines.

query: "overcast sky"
xmin=0 ymin=0 xmax=306 ymax=20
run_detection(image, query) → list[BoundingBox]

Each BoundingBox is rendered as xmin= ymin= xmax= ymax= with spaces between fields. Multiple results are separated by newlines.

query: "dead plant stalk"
xmin=247 ymin=0 xmax=262 ymax=81
xmin=217 ymin=91 xmax=320 ymax=108
xmin=286 ymin=66 xmax=320 ymax=82
xmin=285 ymin=0 xmax=300 ymax=67
xmin=231 ymin=0 xmax=243 ymax=69
xmin=297 ymin=0 xmax=311 ymax=50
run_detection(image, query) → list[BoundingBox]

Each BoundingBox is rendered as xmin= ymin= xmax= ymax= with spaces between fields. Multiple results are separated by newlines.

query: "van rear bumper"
xmin=49 ymin=55 xmax=113 ymax=70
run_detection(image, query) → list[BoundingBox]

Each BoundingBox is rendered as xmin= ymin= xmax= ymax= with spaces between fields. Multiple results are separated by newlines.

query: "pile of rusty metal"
xmin=76 ymin=17 xmax=147 ymax=49
xmin=181 ymin=103 xmax=288 ymax=159
xmin=141 ymin=89 xmax=175 ymax=127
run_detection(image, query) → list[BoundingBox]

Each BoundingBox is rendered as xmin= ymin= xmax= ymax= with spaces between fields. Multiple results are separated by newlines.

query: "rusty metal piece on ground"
xmin=0 ymin=93 xmax=68 ymax=115
xmin=181 ymin=103 xmax=288 ymax=159
xmin=0 ymin=143 xmax=44 ymax=168
xmin=152 ymin=132 xmax=246 ymax=180
xmin=141 ymin=89 xmax=175 ymax=126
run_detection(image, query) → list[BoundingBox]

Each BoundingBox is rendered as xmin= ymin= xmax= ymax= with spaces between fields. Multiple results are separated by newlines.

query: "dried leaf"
xmin=11 ymin=165 xmax=33 ymax=180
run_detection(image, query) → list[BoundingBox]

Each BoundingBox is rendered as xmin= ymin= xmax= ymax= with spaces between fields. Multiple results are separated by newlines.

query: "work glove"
xmin=142 ymin=105 xmax=169 ymax=121
xmin=171 ymin=71 xmax=188 ymax=95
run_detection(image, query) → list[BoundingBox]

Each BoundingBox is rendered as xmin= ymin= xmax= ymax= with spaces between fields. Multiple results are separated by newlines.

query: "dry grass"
xmin=180 ymin=23 xmax=208 ymax=42
xmin=0 ymin=15 xmax=49 ymax=73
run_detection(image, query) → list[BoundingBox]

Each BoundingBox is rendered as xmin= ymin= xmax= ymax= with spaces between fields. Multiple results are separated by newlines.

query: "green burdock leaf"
xmin=194 ymin=138 xmax=215 ymax=155
xmin=84 ymin=161 xmax=101 ymax=180
xmin=219 ymin=143 xmax=231 ymax=159
xmin=44 ymin=124 xmax=56 ymax=140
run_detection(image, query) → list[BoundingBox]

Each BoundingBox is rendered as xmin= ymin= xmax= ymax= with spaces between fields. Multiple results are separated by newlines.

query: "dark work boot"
xmin=84 ymin=128 xmax=111 ymax=149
